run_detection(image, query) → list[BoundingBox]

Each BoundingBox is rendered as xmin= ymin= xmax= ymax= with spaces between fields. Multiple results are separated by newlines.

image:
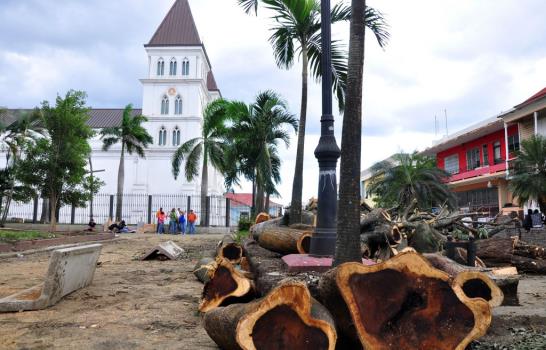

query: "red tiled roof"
xmin=146 ymin=0 xmax=201 ymax=47
xmin=225 ymin=193 xmax=282 ymax=207
xmin=515 ymin=87 xmax=546 ymax=108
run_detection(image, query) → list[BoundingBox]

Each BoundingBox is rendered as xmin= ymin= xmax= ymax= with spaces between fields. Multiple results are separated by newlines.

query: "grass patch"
xmin=0 ymin=230 xmax=57 ymax=243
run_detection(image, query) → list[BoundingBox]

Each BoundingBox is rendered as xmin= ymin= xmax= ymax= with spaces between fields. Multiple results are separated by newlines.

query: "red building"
xmin=423 ymin=117 xmax=519 ymax=215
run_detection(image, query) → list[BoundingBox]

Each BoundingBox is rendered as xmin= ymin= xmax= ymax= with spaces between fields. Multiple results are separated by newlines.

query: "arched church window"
xmin=169 ymin=58 xmax=177 ymax=76
xmin=161 ymin=95 xmax=169 ymax=115
xmin=173 ymin=127 xmax=181 ymax=146
xmin=175 ymin=95 xmax=183 ymax=115
xmin=182 ymin=58 xmax=190 ymax=76
xmin=157 ymin=58 xmax=165 ymax=76
xmin=159 ymin=127 xmax=167 ymax=146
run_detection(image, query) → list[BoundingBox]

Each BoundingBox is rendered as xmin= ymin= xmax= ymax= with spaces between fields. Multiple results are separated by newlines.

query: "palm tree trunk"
xmin=251 ymin=171 xmax=256 ymax=217
xmin=115 ymin=143 xmax=125 ymax=222
xmin=89 ymin=157 xmax=94 ymax=220
xmin=0 ymin=161 xmax=16 ymax=226
xmin=256 ymin=184 xmax=265 ymax=214
xmin=265 ymin=192 xmax=270 ymax=215
xmin=334 ymin=0 xmax=367 ymax=266
xmin=289 ymin=43 xmax=309 ymax=224
xmin=201 ymin=151 xmax=209 ymax=227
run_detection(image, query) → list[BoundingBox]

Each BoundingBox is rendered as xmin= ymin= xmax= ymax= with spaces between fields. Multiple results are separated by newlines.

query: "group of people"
xmin=156 ymin=207 xmax=197 ymax=235
xmin=523 ymin=209 xmax=544 ymax=231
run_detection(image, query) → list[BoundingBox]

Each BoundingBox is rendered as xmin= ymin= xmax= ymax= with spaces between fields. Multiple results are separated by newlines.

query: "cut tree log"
xmin=323 ymin=252 xmax=492 ymax=350
xmin=199 ymin=258 xmax=255 ymax=313
xmin=217 ymin=235 xmax=243 ymax=264
xmin=258 ymin=227 xmax=311 ymax=255
xmin=193 ymin=257 xmax=216 ymax=284
xmin=423 ymin=254 xmax=520 ymax=306
xmin=203 ymin=280 xmax=337 ymax=350
xmin=255 ymin=212 xmax=270 ymax=225
xmin=475 ymin=237 xmax=516 ymax=264
xmin=250 ymin=217 xmax=283 ymax=241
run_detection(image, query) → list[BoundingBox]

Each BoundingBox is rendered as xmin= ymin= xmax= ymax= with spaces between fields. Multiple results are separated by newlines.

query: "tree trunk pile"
xmin=203 ymin=280 xmax=337 ymax=350
xmin=475 ymin=236 xmax=546 ymax=273
xmin=196 ymin=214 xmax=508 ymax=349
xmin=319 ymin=252 xmax=496 ymax=350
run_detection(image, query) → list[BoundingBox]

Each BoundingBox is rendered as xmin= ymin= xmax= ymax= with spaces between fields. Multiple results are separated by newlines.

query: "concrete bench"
xmin=0 ymin=244 xmax=102 ymax=313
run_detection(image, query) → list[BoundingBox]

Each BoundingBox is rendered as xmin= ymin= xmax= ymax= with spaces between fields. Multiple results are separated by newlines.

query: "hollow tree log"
xmin=255 ymin=212 xmax=270 ymax=225
xmin=193 ymin=257 xmax=216 ymax=284
xmin=217 ymin=235 xmax=243 ymax=264
xmin=423 ymin=253 xmax=519 ymax=306
xmin=203 ymin=280 xmax=337 ymax=350
xmin=258 ymin=227 xmax=311 ymax=255
xmin=323 ymin=252 xmax=493 ymax=350
xmin=199 ymin=258 xmax=255 ymax=313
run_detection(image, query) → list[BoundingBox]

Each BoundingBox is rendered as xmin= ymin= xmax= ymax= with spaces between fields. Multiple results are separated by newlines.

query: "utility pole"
xmin=310 ymin=0 xmax=341 ymax=256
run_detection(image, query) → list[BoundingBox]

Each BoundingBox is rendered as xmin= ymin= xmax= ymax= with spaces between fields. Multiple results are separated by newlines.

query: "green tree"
xmin=226 ymin=91 xmax=297 ymax=215
xmin=100 ymin=104 xmax=152 ymax=221
xmin=509 ymin=135 xmax=546 ymax=214
xmin=16 ymin=91 xmax=94 ymax=231
xmin=367 ymin=152 xmax=455 ymax=212
xmin=238 ymin=0 xmax=389 ymax=224
xmin=0 ymin=109 xmax=46 ymax=226
xmin=171 ymin=99 xmax=231 ymax=225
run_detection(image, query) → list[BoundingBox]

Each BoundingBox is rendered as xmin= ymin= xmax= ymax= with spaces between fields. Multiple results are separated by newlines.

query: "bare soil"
xmin=0 ymin=234 xmax=545 ymax=350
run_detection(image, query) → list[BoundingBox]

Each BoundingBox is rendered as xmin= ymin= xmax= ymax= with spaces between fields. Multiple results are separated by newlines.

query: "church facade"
xmin=88 ymin=0 xmax=224 ymax=196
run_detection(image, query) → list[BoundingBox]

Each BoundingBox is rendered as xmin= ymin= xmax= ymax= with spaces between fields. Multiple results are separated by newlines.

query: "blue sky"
xmin=1 ymin=0 xmax=545 ymax=204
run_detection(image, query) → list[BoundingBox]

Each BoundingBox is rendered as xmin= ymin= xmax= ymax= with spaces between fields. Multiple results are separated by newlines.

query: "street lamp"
xmin=310 ymin=0 xmax=340 ymax=256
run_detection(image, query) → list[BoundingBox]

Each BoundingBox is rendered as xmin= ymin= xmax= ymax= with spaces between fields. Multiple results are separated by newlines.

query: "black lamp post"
xmin=310 ymin=0 xmax=340 ymax=256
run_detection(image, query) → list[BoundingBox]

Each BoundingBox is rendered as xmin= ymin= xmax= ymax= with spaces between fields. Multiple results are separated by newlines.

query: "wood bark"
xmin=217 ymin=235 xmax=243 ymax=264
xmin=320 ymin=252 xmax=493 ymax=350
xmin=193 ymin=257 xmax=215 ymax=284
xmin=203 ymin=280 xmax=337 ymax=350
xmin=257 ymin=227 xmax=311 ymax=255
xmin=289 ymin=43 xmax=308 ymax=225
xmin=250 ymin=216 xmax=283 ymax=241
xmin=115 ymin=143 xmax=124 ymax=221
xmin=200 ymin=151 xmax=208 ymax=227
xmin=254 ymin=212 xmax=270 ymax=225
xmin=199 ymin=258 xmax=255 ymax=313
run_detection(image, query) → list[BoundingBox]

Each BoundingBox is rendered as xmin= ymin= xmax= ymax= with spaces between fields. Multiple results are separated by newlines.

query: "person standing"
xmin=178 ymin=209 xmax=186 ymax=235
xmin=169 ymin=208 xmax=178 ymax=234
xmin=187 ymin=209 xmax=197 ymax=235
xmin=523 ymin=209 xmax=533 ymax=232
xmin=157 ymin=209 xmax=166 ymax=234
xmin=156 ymin=207 xmax=163 ymax=233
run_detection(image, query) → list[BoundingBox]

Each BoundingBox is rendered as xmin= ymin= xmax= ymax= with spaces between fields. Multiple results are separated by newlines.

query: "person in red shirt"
xmin=157 ymin=209 xmax=166 ymax=234
xmin=187 ymin=210 xmax=197 ymax=235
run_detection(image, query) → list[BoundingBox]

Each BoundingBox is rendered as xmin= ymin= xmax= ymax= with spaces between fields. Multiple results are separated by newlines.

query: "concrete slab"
xmin=141 ymin=241 xmax=185 ymax=261
xmin=0 ymin=244 xmax=102 ymax=313
xmin=282 ymin=254 xmax=376 ymax=273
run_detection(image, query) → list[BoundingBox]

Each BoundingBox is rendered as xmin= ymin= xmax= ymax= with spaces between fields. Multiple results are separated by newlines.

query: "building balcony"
xmin=446 ymin=162 xmax=507 ymax=183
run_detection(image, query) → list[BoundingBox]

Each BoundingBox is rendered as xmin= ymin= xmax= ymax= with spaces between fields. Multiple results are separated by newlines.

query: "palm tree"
xmin=101 ymin=104 xmax=152 ymax=221
xmin=335 ymin=0 xmax=369 ymax=265
xmin=0 ymin=110 xmax=46 ymax=226
xmin=367 ymin=153 xmax=455 ymax=212
xmin=238 ymin=0 xmax=389 ymax=224
xmin=509 ymin=135 xmax=546 ymax=214
xmin=226 ymin=91 xmax=298 ymax=215
xmin=171 ymin=99 xmax=230 ymax=225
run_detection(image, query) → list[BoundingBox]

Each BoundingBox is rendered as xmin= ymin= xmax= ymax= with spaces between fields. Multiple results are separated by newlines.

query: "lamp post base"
xmin=310 ymin=227 xmax=337 ymax=257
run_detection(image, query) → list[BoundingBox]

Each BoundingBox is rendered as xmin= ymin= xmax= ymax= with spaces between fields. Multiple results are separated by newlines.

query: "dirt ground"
xmin=0 ymin=234 xmax=545 ymax=350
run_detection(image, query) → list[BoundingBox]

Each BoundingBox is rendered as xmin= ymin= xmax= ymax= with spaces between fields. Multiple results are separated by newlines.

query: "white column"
xmin=534 ymin=111 xmax=539 ymax=135
xmin=504 ymin=122 xmax=510 ymax=177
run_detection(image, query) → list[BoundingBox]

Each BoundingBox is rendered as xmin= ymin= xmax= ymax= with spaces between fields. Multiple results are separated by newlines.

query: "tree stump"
xmin=199 ymin=258 xmax=255 ymax=313
xmin=258 ymin=227 xmax=311 ymax=255
xmin=203 ymin=280 xmax=337 ymax=350
xmin=217 ymin=235 xmax=243 ymax=264
xmin=321 ymin=252 xmax=492 ymax=350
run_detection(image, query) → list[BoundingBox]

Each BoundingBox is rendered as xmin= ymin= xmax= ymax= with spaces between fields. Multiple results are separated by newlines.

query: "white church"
xmin=88 ymin=0 xmax=225 ymax=196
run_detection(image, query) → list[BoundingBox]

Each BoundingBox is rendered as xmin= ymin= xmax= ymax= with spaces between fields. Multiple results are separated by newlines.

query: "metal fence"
xmin=5 ymin=193 xmax=247 ymax=227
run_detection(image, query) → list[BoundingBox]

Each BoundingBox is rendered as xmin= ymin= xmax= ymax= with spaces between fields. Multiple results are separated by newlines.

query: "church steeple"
xmin=146 ymin=0 xmax=201 ymax=47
